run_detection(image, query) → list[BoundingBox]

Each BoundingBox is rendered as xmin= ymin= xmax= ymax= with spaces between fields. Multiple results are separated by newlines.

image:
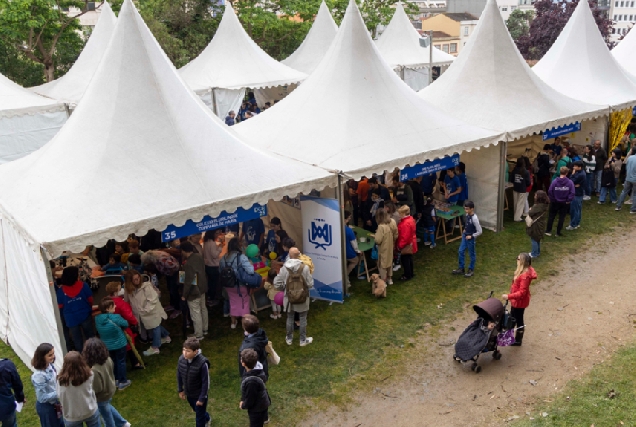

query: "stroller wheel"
xmin=492 ymin=350 xmax=502 ymax=360
xmin=473 ymin=365 xmax=482 ymax=374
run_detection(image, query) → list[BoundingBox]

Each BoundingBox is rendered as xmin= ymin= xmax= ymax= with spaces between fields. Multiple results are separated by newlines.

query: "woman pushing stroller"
xmin=502 ymin=253 xmax=537 ymax=346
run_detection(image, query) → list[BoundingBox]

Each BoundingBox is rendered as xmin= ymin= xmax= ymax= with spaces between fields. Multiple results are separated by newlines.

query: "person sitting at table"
xmin=344 ymin=210 xmax=361 ymax=291
xmin=101 ymin=254 xmax=128 ymax=276
xmin=114 ymin=242 xmax=127 ymax=257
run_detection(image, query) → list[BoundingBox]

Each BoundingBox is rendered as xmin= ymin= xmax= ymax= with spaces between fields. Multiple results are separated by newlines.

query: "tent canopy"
xmin=0 ymin=73 xmax=65 ymax=118
xmin=180 ymin=4 xmax=307 ymax=91
xmin=419 ymin=0 xmax=606 ymax=140
xmin=31 ymin=2 xmax=117 ymax=105
xmin=376 ymin=2 xmax=455 ymax=69
xmin=282 ymin=1 xmax=338 ymax=74
xmin=0 ymin=0 xmax=335 ymax=258
xmin=235 ymin=0 xmax=503 ymax=180
xmin=612 ymin=26 xmax=636 ymax=78
xmin=533 ymin=0 xmax=636 ymax=111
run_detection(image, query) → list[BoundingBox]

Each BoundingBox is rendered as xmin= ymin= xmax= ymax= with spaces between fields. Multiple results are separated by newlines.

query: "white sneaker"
xmin=124 ymin=423 xmax=131 ymax=427
xmin=387 ymin=279 xmax=393 ymax=285
xmin=223 ymin=313 xmax=230 ymax=318
xmin=277 ymin=314 xmax=283 ymax=319
xmin=565 ymin=225 xmax=575 ymax=231
xmin=626 ymin=199 xmax=633 ymax=205
xmin=270 ymin=313 xmax=277 ymax=319
xmin=300 ymin=337 xmax=313 ymax=347
xmin=424 ymin=241 xmax=431 ymax=246
xmin=230 ymin=322 xmax=237 ymax=329
xmin=285 ymin=337 xmax=292 ymax=345
xmin=583 ymin=196 xmax=591 ymax=201
xmin=393 ymin=265 xmax=401 ymax=272
xmin=161 ymin=336 xmax=171 ymax=344
xmin=143 ymin=348 xmax=160 ymax=356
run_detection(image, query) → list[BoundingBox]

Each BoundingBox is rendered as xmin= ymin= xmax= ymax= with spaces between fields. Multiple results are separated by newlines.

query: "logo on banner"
xmin=253 ymin=205 xmax=267 ymax=216
xmin=308 ymin=219 xmax=332 ymax=250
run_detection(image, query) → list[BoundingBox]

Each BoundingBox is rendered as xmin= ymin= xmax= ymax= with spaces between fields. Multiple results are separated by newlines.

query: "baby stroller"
xmin=453 ymin=292 xmax=515 ymax=373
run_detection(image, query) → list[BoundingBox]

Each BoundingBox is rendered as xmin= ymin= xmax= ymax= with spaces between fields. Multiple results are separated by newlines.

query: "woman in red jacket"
xmin=502 ymin=253 xmax=537 ymax=346
xmin=105 ymin=281 xmax=144 ymax=369
xmin=396 ymin=204 xmax=418 ymax=281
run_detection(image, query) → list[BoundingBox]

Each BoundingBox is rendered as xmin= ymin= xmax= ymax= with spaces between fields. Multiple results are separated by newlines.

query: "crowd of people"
xmin=224 ymin=93 xmax=277 ymax=126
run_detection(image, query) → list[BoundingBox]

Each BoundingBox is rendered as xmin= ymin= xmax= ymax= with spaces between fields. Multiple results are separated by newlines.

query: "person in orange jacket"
xmin=502 ymin=253 xmax=537 ymax=346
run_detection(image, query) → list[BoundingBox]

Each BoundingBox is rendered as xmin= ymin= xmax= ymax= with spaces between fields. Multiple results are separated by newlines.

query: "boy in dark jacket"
xmin=177 ymin=338 xmax=211 ymax=427
xmin=238 ymin=315 xmax=269 ymax=379
xmin=0 ymin=358 xmax=24 ymax=426
xmin=240 ymin=349 xmax=271 ymax=427
xmin=566 ymin=161 xmax=586 ymax=230
xmin=599 ymin=161 xmax=617 ymax=204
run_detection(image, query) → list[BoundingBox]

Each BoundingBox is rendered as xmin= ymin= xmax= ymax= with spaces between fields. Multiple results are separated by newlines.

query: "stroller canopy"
xmin=473 ymin=298 xmax=504 ymax=323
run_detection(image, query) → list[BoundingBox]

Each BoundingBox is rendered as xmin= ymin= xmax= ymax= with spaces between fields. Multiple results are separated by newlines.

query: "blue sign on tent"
xmin=542 ymin=122 xmax=581 ymax=141
xmin=633 ymin=105 xmax=636 ymax=116
xmin=160 ymin=204 xmax=267 ymax=242
xmin=399 ymin=154 xmax=460 ymax=181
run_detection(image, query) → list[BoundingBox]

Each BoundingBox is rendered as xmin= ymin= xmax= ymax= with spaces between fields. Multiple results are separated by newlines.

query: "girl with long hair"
xmin=31 ymin=343 xmax=64 ymax=427
xmin=219 ymin=237 xmax=253 ymax=329
xmin=502 ymin=253 xmax=537 ymax=346
xmin=56 ymin=351 xmax=100 ymax=427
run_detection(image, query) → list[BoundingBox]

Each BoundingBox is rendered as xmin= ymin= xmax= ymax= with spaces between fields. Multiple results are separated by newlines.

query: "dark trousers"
xmin=186 ymin=397 xmax=210 ymax=427
xmin=109 ymin=347 xmax=127 ymax=383
xmin=510 ymin=306 xmax=525 ymax=329
xmin=538 ymin=175 xmax=551 ymax=193
xmin=546 ymin=201 xmax=568 ymax=235
xmin=166 ymin=272 xmax=181 ymax=309
xmin=248 ymin=410 xmax=268 ymax=427
xmin=401 ymin=254 xmax=414 ymax=279
xmin=205 ymin=266 xmax=220 ymax=301
xmin=69 ymin=316 xmax=94 ymax=353
xmin=36 ymin=401 xmax=64 ymax=427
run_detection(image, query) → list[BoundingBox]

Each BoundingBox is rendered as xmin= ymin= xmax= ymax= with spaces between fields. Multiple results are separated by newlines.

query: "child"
xmin=451 ymin=201 xmax=482 ymax=278
xmin=101 ymin=254 xmax=128 ymax=276
xmin=123 ymin=240 xmax=144 ymax=266
xmin=263 ymin=270 xmax=281 ymax=319
xmin=57 ymin=351 xmax=100 ymax=426
xmin=239 ymin=349 xmax=271 ymax=427
xmin=127 ymin=253 xmax=144 ymax=274
xmin=177 ymin=338 xmax=211 ymax=427
xmin=421 ymin=197 xmax=437 ymax=249
xmin=599 ymin=160 xmax=617 ymax=204
xmin=94 ymin=298 xmax=131 ymax=390
xmin=31 ymin=343 xmax=64 ymax=427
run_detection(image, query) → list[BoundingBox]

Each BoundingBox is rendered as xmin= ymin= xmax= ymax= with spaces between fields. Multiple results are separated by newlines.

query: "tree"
xmin=0 ymin=39 xmax=46 ymax=87
xmin=328 ymin=0 xmax=419 ymax=38
xmin=0 ymin=0 xmax=90 ymax=82
xmin=617 ymin=24 xmax=632 ymax=41
xmin=506 ymin=8 xmax=533 ymax=41
xmin=516 ymin=0 xmax=614 ymax=60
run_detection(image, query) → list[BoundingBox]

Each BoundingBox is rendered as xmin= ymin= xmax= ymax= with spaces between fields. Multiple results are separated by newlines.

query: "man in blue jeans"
xmin=452 ymin=201 xmax=482 ymax=278
xmin=615 ymin=147 xmax=636 ymax=213
xmin=566 ymin=161 xmax=585 ymax=230
xmin=0 ymin=358 xmax=25 ymax=427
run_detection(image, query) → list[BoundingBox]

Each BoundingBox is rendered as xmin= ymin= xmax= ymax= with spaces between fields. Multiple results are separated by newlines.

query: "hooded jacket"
xmin=526 ymin=202 xmax=549 ymax=242
xmin=240 ymin=368 xmax=270 ymax=413
xmin=238 ymin=328 xmax=269 ymax=378
xmin=91 ymin=359 xmax=116 ymax=403
xmin=56 ymin=281 xmax=94 ymax=327
xmin=273 ymin=258 xmax=314 ymax=313
xmin=507 ymin=267 xmax=537 ymax=309
xmin=548 ymin=176 xmax=575 ymax=204
xmin=0 ymin=359 xmax=24 ymax=420
xmin=94 ymin=313 xmax=128 ymax=351
xmin=396 ymin=215 xmax=418 ymax=253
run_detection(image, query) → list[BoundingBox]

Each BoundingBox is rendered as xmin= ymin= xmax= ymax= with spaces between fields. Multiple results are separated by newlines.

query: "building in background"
xmin=609 ymin=0 xmax=636 ymax=41
xmin=421 ymin=12 xmax=478 ymax=55
xmin=459 ymin=18 xmax=479 ymax=49
xmin=410 ymin=0 xmax=448 ymax=19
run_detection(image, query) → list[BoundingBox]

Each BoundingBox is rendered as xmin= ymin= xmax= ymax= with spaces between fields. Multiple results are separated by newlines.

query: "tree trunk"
xmin=44 ymin=60 xmax=55 ymax=83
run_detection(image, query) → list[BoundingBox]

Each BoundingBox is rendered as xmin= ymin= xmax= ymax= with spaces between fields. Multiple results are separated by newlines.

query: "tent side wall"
xmin=0 ymin=215 xmax=63 ymax=370
xmin=0 ymin=111 xmax=68 ymax=164
xmin=462 ymin=144 xmax=501 ymax=230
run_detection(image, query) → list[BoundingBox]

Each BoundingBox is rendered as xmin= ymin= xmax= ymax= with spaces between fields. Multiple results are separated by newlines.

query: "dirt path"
xmin=305 ymin=227 xmax=636 ymax=426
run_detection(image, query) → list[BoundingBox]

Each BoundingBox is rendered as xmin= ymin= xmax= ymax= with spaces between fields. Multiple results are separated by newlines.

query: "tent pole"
xmin=429 ymin=30 xmax=433 ymax=86
xmin=211 ymin=87 xmax=219 ymax=117
xmin=399 ymin=66 xmax=405 ymax=81
xmin=496 ymin=140 xmax=507 ymax=233
xmin=41 ymin=249 xmax=68 ymax=356
xmin=336 ymin=173 xmax=347 ymax=302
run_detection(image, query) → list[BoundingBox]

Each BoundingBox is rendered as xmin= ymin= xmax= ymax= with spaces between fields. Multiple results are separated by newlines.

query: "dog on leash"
xmin=370 ymin=273 xmax=387 ymax=298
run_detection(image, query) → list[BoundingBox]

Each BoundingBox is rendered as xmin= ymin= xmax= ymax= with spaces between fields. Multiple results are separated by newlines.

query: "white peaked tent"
xmin=419 ymin=0 xmax=606 ymax=140
xmin=235 ymin=0 xmax=503 ymax=226
xmin=282 ymin=1 xmax=338 ymax=75
xmin=180 ymin=4 xmax=307 ymax=117
xmin=0 ymin=0 xmax=335 ymax=369
xmin=0 ymin=73 xmax=67 ymax=164
xmin=32 ymin=2 xmax=117 ymax=106
xmin=376 ymin=2 xmax=455 ymax=91
xmin=612 ymin=27 xmax=636 ymax=77
xmin=533 ymin=0 xmax=636 ymax=111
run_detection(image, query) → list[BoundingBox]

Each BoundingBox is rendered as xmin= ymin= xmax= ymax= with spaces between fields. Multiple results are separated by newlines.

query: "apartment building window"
xmin=501 ymin=6 xmax=508 ymax=11
xmin=618 ymin=14 xmax=622 ymax=19
xmin=464 ymin=26 xmax=469 ymax=36
xmin=511 ymin=5 xmax=517 ymax=10
xmin=615 ymin=0 xmax=618 ymax=5
xmin=87 ymin=2 xmax=95 ymax=11
xmin=614 ymin=14 xmax=617 ymax=19
xmin=612 ymin=28 xmax=616 ymax=33
xmin=434 ymin=44 xmax=442 ymax=50
xmin=442 ymin=44 xmax=449 ymax=53
xmin=450 ymin=43 xmax=457 ymax=53
xmin=631 ymin=1 xmax=635 ymax=7
xmin=625 ymin=14 xmax=628 ymax=19
xmin=630 ymin=14 xmax=634 ymax=20
xmin=620 ymin=1 xmax=624 ymax=6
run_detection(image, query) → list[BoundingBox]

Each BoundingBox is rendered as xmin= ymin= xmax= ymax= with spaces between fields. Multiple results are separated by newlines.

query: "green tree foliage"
xmin=506 ymin=8 xmax=534 ymax=41
xmin=0 ymin=40 xmax=46 ymax=87
xmin=0 ymin=0 xmax=88 ymax=83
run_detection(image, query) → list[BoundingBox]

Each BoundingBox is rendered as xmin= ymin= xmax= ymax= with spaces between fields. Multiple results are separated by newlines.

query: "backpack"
xmin=155 ymin=253 xmax=179 ymax=276
xmin=220 ymin=256 xmax=239 ymax=289
xmin=285 ymin=265 xmax=309 ymax=305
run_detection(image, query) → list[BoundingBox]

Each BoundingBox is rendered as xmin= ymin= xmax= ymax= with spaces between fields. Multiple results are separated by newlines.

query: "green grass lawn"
xmin=1 ymin=193 xmax=634 ymax=427
xmin=514 ymin=344 xmax=636 ymax=426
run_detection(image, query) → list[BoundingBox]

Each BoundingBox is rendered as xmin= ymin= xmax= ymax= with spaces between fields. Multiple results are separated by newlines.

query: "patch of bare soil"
xmin=304 ymin=228 xmax=636 ymax=426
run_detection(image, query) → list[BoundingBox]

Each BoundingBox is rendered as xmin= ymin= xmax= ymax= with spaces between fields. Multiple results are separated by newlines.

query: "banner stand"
xmin=337 ymin=174 xmax=347 ymax=301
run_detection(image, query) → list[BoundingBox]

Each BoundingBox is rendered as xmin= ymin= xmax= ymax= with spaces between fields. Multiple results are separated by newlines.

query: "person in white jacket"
xmin=274 ymin=248 xmax=314 ymax=347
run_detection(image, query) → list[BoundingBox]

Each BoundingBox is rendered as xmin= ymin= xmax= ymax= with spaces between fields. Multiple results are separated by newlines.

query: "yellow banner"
xmin=609 ymin=109 xmax=633 ymax=153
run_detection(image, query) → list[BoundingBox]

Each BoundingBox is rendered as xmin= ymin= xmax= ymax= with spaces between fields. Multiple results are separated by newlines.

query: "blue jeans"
xmin=585 ymin=172 xmax=594 ymax=196
xmin=595 ymin=170 xmax=603 ymax=193
xmin=458 ymin=235 xmax=476 ymax=271
xmin=616 ymin=181 xmax=636 ymax=211
xmin=63 ymin=410 xmax=100 ymax=427
xmin=148 ymin=325 xmax=169 ymax=349
xmin=186 ymin=397 xmax=210 ymax=427
xmin=599 ymin=187 xmax=617 ymax=203
xmin=36 ymin=401 xmax=64 ymax=427
xmin=569 ymin=195 xmax=583 ymax=227
xmin=530 ymin=239 xmax=540 ymax=258
xmin=68 ymin=315 xmax=94 ymax=353
xmin=0 ymin=410 xmax=17 ymax=427
xmin=97 ymin=400 xmax=128 ymax=427
xmin=108 ymin=347 xmax=127 ymax=383
xmin=423 ymin=226 xmax=436 ymax=246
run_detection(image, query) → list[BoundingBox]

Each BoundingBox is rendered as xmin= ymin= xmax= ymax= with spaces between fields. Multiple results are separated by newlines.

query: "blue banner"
xmin=633 ymin=105 xmax=636 ymax=116
xmin=399 ymin=154 xmax=460 ymax=181
xmin=160 ymin=204 xmax=267 ymax=242
xmin=542 ymin=122 xmax=581 ymax=141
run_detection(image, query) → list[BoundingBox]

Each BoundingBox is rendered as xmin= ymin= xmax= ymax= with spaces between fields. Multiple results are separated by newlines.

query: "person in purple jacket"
xmin=545 ymin=166 xmax=575 ymax=237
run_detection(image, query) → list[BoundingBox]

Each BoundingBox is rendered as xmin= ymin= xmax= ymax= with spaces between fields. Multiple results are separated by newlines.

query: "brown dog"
xmin=370 ymin=273 xmax=387 ymax=298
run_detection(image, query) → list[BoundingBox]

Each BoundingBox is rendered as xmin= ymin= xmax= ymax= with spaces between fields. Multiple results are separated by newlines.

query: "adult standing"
xmin=56 ymin=351 xmax=100 ymax=427
xmin=220 ymin=238 xmax=253 ymax=329
xmin=567 ymin=161 xmax=586 ymax=230
xmin=392 ymin=176 xmax=415 ymax=215
xmin=536 ymin=144 xmax=553 ymax=192
xmin=509 ymin=158 xmax=531 ymax=222
xmin=240 ymin=218 xmax=265 ymax=249
xmin=56 ymin=266 xmax=95 ymax=352
xmin=274 ymin=248 xmax=314 ymax=346
xmin=142 ymin=250 xmax=181 ymax=319
xmin=0 ymin=357 xmax=24 ymax=427
xmin=545 ymin=166 xmax=575 ymax=237
xmin=347 ymin=179 xmax=359 ymax=227
xmin=343 ymin=211 xmax=361 ymax=290
xmin=373 ymin=209 xmax=398 ymax=285
xmin=396 ymin=205 xmax=417 ymax=281
xmin=31 ymin=343 xmax=64 ymax=427
xmin=502 ymin=253 xmax=537 ymax=346
xmin=582 ymin=145 xmax=596 ymax=200
xmin=225 ymin=111 xmax=236 ymax=126
xmin=615 ymin=147 xmax=636 ymax=212
xmin=551 ymin=150 xmax=571 ymax=181
xmin=525 ymin=191 xmax=549 ymax=258
xmin=203 ymin=230 xmax=224 ymax=306
xmin=181 ymin=242 xmax=209 ymax=341
xmin=592 ymin=139 xmax=608 ymax=196
xmin=452 ymin=201 xmax=482 ymax=278
xmin=357 ymin=177 xmax=371 ymax=225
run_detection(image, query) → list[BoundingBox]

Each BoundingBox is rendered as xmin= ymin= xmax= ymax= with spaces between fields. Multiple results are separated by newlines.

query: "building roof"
xmin=445 ymin=12 xmax=479 ymax=21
